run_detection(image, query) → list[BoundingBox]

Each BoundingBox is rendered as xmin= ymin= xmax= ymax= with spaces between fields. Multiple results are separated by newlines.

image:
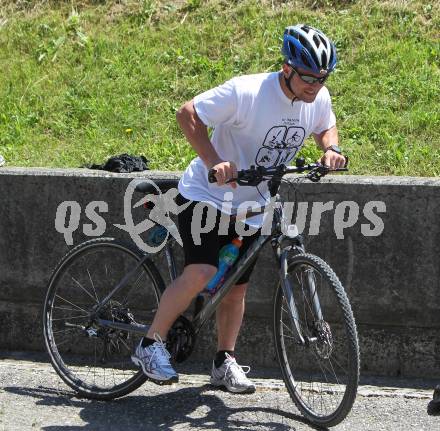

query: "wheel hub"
xmin=83 ymin=301 xmax=136 ymax=344
xmin=315 ymin=320 xmax=333 ymax=359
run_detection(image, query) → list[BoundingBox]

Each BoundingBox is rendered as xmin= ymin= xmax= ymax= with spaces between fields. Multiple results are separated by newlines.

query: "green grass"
xmin=0 ymin=0 xmax=439 ymax=175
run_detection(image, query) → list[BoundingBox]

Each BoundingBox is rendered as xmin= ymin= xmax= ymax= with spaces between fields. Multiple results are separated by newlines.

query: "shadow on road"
xmin=4 ymin=384 xmax=327 ymax=431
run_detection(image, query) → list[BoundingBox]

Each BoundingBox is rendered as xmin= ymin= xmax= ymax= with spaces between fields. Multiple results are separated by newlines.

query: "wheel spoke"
xmin=52 ymin=314 xmax=88 ymax=321
xmin=120 ymin=268 xmax=148 ymax=307
xmin=328 ymin=352 xmax=349 ymax=376
xmin=70 ymin=275 xmax=99 ymax=304
xmin=87 ymin=268 xmax=100 ymax=303
xmin=52 ymin=327 xmax=81 ymax=335
xmin=55 ymin=295 xmax=89 ymax=314
xmin=53 ymin=338 xmax=72 ymax=347
xmin=280 ymin=320 xmax=296 ymax=337
xmin=54 ymin=305 xmax=85 ymax=312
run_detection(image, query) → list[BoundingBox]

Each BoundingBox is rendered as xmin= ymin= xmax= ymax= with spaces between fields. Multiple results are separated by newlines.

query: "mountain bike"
xmin=43 ymin=158 xmax=360 ymax=427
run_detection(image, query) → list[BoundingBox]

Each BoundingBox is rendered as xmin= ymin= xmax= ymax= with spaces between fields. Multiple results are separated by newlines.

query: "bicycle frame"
xmin=192 ymin=233 xmax=272 ymax=331
xmin=94 ymin=184 xmax=325 ymax=346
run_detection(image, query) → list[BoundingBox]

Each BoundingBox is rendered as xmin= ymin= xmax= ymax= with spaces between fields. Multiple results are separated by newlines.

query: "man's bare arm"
xmin=176 ymin=100 xmax=237 ymax=187
xmin=313 ymin=126 xmax=346 ymax=169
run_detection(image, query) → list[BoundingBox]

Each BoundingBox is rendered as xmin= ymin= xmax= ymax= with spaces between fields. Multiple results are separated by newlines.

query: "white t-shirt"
xmin=178 ymin=72 xmax=336 ymax=227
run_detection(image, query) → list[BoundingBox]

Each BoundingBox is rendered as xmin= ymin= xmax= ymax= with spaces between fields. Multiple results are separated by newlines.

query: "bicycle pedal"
xmin=147 ymin=376 xmax=178 ymax=386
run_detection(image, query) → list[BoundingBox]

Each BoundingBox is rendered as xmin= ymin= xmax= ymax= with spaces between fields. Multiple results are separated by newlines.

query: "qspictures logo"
xmin=54 ymin=179 xmax=386 ymax=252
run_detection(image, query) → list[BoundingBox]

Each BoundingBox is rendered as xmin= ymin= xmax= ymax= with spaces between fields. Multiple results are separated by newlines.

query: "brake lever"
xmin=209 ymin=169 xmax=263 ymax=187
xmin=234 ymin=172 xmax=263 ymax=187
xmin=307 ymin=165 xmax=329 ymax=182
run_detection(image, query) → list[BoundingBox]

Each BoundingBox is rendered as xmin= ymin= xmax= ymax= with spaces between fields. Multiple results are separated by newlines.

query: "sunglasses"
xmin=292 ymin=67 xmax=329 ymax=84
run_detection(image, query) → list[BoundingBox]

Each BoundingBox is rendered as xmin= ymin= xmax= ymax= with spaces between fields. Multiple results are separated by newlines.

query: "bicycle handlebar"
xmin=208 ymin=157 xmax=348 ymax=187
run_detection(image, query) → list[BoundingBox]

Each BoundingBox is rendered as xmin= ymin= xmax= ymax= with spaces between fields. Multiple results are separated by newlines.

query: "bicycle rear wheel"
xmin=273 ymin=253 xmax=359 ymax=427
xmin=43 ymin=238 xmax=165 ymax=400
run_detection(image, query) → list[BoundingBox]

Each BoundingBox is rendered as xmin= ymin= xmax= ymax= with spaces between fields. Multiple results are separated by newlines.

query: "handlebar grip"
xmin=208 ymin=168 xmax=217 ymax=183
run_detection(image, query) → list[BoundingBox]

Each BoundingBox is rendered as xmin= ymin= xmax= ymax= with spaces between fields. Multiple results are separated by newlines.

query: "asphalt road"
xmin=0 ymin=353 xmax=438 ymax=431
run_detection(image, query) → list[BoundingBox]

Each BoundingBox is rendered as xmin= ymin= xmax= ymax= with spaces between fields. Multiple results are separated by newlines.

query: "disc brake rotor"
xmin=91 ymin=301 xmax=138 ymax=361
xmin=315 ymin=320 xmax=333 ymax=359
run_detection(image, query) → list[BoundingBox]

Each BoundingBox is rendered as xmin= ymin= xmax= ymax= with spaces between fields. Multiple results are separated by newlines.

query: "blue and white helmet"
xmin=282 ymin=24 xmax=337 ymax=74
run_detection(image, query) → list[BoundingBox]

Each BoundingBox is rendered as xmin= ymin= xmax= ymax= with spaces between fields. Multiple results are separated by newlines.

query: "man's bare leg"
xmin=211 ymin=282 xmax=256 ymax=393
xmin=216 ymin=283 xmax=248 ymax=351
xmin=146 ymin=263 xmax=216 ymax=340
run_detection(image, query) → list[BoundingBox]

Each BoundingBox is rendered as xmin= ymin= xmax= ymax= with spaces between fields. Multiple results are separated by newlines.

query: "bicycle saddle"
xmin=134 ymin=178 xmax=179 ymax=195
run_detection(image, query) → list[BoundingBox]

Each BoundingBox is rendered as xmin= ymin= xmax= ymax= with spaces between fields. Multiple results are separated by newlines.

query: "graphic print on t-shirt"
xmin=256 ymin=126 xmax=305 ymax=168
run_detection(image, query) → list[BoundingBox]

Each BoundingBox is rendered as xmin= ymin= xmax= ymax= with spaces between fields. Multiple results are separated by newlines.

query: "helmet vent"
xmin=321 ymin=51 xmax=328 ymax=68
xmin=313 ymin=34 xmax=321 ymax=47
xmin=329 ymin=49 xmax=335 ymax=65
xmin=308 ymin=47 xmax=319 ymax=68
xmin=288 ymin=41 xmax=297 ymax=57
xmin=300 ymin=51 xmax=312 ymax=68
xmin=298 ymin=34 xmax=308 ymax=47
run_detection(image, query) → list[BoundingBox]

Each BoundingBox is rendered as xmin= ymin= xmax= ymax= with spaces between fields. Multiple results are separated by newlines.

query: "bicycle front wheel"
xmin=43 ymin=238 xmax=165 ymax=400
xmin=273 ymin=253 xmax=359 ymax=427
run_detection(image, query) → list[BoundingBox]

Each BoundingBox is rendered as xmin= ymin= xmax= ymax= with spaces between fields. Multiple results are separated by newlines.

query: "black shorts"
xmin=176 ymin=194 xmax=261 ymax=285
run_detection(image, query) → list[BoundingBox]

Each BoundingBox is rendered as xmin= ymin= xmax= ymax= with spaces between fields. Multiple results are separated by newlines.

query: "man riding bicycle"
xmin=131 ymin=24 xmax=347 ymax=393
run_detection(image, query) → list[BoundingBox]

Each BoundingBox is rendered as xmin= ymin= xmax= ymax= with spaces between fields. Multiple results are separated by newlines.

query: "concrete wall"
xmin=0 ymin=168 xmax=439 ymax=378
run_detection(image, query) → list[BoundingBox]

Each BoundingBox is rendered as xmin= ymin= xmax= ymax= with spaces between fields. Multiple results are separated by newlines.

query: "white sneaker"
xmin=210 ymin=353 xmax=256 ymax=394
xmin=131 ymin=333 xmax=178 ymax=383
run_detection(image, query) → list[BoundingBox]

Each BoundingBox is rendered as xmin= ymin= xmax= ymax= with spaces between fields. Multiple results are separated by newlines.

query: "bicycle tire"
xmin=43 ymin=237 xmax=165 ymax=400
xmin=273 ymin=253 xmax=359 ymax=427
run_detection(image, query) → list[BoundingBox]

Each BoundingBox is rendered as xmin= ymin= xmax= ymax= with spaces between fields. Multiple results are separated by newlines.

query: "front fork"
xmin=279 ymin=248 xmax=305 ymax=345
xmin=276 ymin=238 xmax=324 ymax=346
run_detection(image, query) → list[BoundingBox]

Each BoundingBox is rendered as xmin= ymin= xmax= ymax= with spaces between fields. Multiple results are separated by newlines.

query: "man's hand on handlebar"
xmin=209 ymin=161 xmax=238 ymax=189
xmin=320 ymin=151 xmax=347 ymax=170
